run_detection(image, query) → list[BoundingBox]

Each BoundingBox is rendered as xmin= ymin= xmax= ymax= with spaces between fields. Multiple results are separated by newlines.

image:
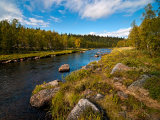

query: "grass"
xmin=31 ymin=47 xmax=160 ymax=120
xmin=0 ymin=48 xmax=88 ymax=61
xmin=78 ymin=107 xmax=103 ymax=120
xmin=144 ymin=76 xmax=160 ymax=102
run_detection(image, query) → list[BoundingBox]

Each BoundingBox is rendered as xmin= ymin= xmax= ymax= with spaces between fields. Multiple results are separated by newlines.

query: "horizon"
xmin=0 ymin=0 xmax=158 ymax=38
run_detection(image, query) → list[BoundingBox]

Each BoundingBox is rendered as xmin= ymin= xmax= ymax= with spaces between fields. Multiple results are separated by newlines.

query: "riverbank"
xmin=0 ymin=48 xmax=88 ymax=64
xmin=31 ymin=47 xmax=160 ymax=120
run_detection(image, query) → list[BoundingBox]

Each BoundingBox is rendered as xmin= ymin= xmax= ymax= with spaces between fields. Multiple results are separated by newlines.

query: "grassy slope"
xmin=0 ymin=48 xmax=88 ymax=61
xmin=33 ymin=47 xmax=160 ymax=120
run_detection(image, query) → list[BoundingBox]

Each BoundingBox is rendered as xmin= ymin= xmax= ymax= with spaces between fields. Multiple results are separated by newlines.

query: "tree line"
xmin=117 ymin=2 xmax=160 ymax=56
xmin=0 ymin=19 xmax=123 ymax=54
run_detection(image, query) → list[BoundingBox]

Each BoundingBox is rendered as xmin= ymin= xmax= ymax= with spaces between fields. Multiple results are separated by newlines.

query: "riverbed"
xmin=0 ymin=49 xmax=111 ymax=120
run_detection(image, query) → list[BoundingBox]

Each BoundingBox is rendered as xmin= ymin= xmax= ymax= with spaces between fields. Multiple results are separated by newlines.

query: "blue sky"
xmin=0 ymin=0 xmax=157 ymax=37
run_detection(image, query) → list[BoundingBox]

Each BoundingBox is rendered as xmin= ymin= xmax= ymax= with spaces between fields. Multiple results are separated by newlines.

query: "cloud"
xmin=58 ymin=10 xmax=65 ymax=14
xmin=0 ymin=0 xmax=23 ymax=21
xmin=89 ymin=28 xmax=131 ymax=38
xmin=38 ymin=0 xmax=153 ymax=19
xmin=49 ymin=16 xmax=61 ymax=23
xmin=43 ymin=0 xmax=64 ymax=9
xmin=0 ymin=0 xmax=49 ymax=27
xmin=24 ymin=18 xmax=49 ymax=27
xmin=24 ymin=4 xmax=33 ymax=12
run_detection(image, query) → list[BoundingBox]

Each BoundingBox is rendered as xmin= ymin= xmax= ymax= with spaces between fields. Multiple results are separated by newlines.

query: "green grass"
xmin=31 ymin=47 xmax=160 ymax=120
xmin=0 ymin=48 xmax=88 ymax=61
xmin=144 ymin=76 xmax=160 ymax=102
xmin=78 ymin=107 xmax=103 ymax=120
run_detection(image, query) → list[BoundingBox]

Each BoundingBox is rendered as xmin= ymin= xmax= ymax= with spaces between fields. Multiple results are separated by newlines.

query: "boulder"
xmin=67 ymin=99 xmax=100 ymax=120
xmin=128 ymin=74 xmax=150 ymax=89
xmin=80 ymin=51 xmax=85 ymax=53
xmin=95 ymin=93 xmax=104 ymax=100
xmin=20 ymin=58 xmax=23 ymax=62
xmin=111 ymin=63 xmax=131 ymax=74
xmin=117 ymin=91 xmax=128 ymax=100
xmin=13 ymin=60 xmax=17 ymax=62
xmin=42 ymin=80 xmax=61 ymax=88
xmin=30 ymin=87 xmax=60 ymax=108
xmin=2 ymin=60 xmax=12 ymax=64
xmin=85 ymin=64 xmax=97 ymax=70
xmin=34 ymin=56 xmax=40 ymax=60
xmin=95 ymin=68 xmax=102 ymax=71
xmin=128 ymin=75 xmax=150 ymax=96
xmin=50 ymin=55 xmax=56 ymax=57
xmin=59 ymin=64 xmax=70 ymax=72
xmin=81 ymin=66 xmax=86 ymax=69
xmin=94 ymin=54 xmax=99 ymax=57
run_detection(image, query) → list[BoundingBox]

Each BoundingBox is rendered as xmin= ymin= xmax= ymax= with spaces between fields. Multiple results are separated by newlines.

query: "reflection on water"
xmin=0 ymin=49 xmax=111 ymax=120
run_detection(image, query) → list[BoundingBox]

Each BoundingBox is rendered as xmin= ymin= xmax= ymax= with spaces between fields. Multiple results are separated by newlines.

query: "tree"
xmin=128 ymin=21 xmax=141 ymax=49
xmin=75 ymin=38 xmax=81 ymax=48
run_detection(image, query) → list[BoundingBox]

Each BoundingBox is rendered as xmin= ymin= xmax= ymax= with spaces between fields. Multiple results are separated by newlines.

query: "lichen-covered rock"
xmin=86 ymin=64 xmax=97 ymax=70
xmin=117 ymin=91 xmax=128 ymax=99
xmin=95 ymin=93 xmax=104 ymax=100
xmin=59 ymin=64 xmax=70 ymax=72
xmin=67 ymin=99 xmax=100 ymax=120
xmin=128 ymin=74 xmax=150 ymax=88
xmin=42 ymin=80 xmax=61 ymax=88
xmin=111 ymin=63 xmax=131 ymax=74
xmin=95 ymin=68 xmax=102 ymax=71
xmin=30 ymin=87 xmax=60 ymax=108
xmin=94 ymin=54 xmax=99 ymax=57
xmin=128 ymin=75 xmax=150 ymax=96
xmin=81 ymin=66 xmax=87 ymax=69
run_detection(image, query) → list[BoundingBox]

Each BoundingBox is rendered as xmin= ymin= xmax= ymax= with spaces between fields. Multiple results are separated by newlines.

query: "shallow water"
xmin=0 ymin=49 xmax=111 ymax=120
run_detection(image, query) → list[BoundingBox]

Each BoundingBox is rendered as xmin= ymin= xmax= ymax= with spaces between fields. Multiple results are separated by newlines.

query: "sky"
xmin=0 ymin=0 xmax=157 ymax=38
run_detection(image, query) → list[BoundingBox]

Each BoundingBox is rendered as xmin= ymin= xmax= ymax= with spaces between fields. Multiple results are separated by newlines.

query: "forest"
xmin=117 ymin=3 xmax=160 ymax=56
xmin=0 ymin=20 xmax=123 ymax=54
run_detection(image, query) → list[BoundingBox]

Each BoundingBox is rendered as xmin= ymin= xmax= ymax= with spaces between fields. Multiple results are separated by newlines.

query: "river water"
xmin=0 ymin=49 xmax=111 ymax=120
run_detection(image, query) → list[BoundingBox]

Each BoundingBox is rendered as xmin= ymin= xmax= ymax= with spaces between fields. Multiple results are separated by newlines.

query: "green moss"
xmin=144 ymin=76 xmax=160 ymax=102
xmin=32 ymin=82 xmax=46 ymax=95
xmin=78 ymin=107 xmax=103 ymax=120
xmin=32 ymin=82 xmax=56 ymax=95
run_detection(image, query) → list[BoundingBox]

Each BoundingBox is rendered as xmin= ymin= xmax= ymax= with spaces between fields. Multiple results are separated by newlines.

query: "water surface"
xmin=0 ymin=49 xmax=111 ymax=120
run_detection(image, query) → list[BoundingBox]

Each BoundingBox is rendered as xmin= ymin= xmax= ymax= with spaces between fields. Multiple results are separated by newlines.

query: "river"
xmin=0 ymin=49 xmax=111 ymax=120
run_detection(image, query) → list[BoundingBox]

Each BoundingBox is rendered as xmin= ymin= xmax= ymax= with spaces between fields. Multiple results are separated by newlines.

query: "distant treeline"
xmin=0 ymin=19 xmax=123 ymax=54
xmin=117 ymin=3 xmax=160 ymax=56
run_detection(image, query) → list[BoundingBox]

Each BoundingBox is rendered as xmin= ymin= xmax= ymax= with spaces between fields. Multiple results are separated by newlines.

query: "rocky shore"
xmin=30 ymin=47 xmax=160 ymax=120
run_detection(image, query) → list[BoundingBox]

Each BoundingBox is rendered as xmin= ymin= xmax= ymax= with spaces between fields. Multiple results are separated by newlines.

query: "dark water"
xmin=0 ymin=49 xmax=111 ymax=120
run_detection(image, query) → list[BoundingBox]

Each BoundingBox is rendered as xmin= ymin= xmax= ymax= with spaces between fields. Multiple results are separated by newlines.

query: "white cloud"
xmin=58 ymin=10 xmax=65 ymax=14
xmin=89 ymin=28 xmax=131 ymax=38
xmin=24 ymin=18 xmax=49 ymax=27
xmin=24 ymin=4 xmax=33 ymax=12
xmin=43 ymin=0 xmax=64 ymax=9
xmin=50 ymin=16 xmax=61 ymax=23
xmin=0 ymin=0 xmax=49 ymax=27
xmin=0 ymin=0 xmax=23 ymax=21
xmin=38 ymin=0 xmax=153 ymax=19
